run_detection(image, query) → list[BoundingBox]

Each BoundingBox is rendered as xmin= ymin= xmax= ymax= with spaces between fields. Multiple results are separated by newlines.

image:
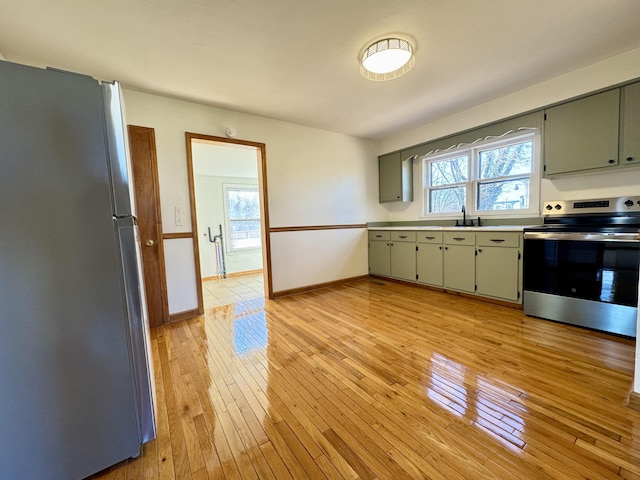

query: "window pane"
xmin=430 ymin=155 xmax=468 ymax=186
xmin=477 ymin=177 xmax=530 ymax=211
xmin=429 ymin=187 xmax=466 ymax=213
xmin=226 ymin=187 xmax=261 ymax=250
xmin=229 ymin=219 xmax=261 ymax=249
xmin=227 ymin=189 xmax=260 ymax=220
xmin=479 ymin=141 xmax=532 ymax=180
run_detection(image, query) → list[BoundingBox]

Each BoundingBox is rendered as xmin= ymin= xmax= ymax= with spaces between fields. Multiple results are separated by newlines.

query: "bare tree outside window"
xmin=429 ymin=155 xmax=468 ymax=212
xmin=424 ymin=133 xmax=536 ymax=215
xmin=477 ymin=141 xmax=532 ymax=210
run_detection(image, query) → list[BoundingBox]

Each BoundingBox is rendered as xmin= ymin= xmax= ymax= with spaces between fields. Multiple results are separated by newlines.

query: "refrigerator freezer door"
xmin=115 ymin=217 xmax=157 ymax=443
xmin=0 ymin=60 xmax=142 ymax=479
xmin=102 ymin=81 xmax=136 ymax=218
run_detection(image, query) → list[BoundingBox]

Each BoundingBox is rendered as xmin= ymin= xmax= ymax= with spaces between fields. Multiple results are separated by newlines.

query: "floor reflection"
xmin=233 ymin=299 xmax=268 ymax=356
xmin=427 ymin=352 xmax=525 ymax=451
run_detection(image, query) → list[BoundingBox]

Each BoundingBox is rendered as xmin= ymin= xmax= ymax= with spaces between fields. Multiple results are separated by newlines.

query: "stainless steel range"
xmin=523 ymin=196 xmax=640 ymax=337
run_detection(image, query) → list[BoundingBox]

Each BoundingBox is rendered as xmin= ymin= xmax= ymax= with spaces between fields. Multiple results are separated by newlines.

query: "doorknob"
xmin=145 ymin=239 xmax=155 ymax=247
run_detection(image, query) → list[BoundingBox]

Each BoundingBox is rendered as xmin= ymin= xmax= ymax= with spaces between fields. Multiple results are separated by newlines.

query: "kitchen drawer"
xmin=444 ymin=232 xmax=475 ymax=245
xmin=369 ymin=231 xmax=390 ymax=241
xmin=476 ymin=232 xmax=520 ymax=247
xmin=391 ymin=231 xmax=416 ymax=242
xmin=416 ymin=232 xmax=443 ymax=243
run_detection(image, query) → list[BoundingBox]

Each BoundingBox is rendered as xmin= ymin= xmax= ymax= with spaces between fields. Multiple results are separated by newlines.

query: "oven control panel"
xmin=543 ymin=196 xmax=640 ymax=215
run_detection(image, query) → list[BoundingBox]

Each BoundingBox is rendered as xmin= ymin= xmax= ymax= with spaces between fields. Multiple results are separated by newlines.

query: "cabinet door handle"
xmin=444 ymin=246 xmax=448 ymax=250
xmin=477 ymin=248 xmax=482 ymax=253
xmin=375 ymin=234 xmax=383 ymax=238
xmin=627 ymin=157 xmax=635 ymax=162
xmin=424 ymin=236 xmax=436 ymax=240
xmin=399 ymin=235 xmax=407 ymax=239
xmin=452 ymin=237 xmax=465 ymax=241
xmin=490 ymin=239 xmax=505 ymax=243
xmin=608 ymin=159 xmax=615 ymax=164
xmin=439 ymin=246 xmax=442 ymax=250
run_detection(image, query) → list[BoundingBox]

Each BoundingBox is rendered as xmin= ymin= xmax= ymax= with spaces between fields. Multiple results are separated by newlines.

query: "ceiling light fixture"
xmin=360 ymin=37 xmax=415 ymax=81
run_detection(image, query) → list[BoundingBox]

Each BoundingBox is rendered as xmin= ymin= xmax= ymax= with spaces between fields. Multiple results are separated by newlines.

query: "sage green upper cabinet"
xmin=621 ymin=82 xmax=640 ymax=167
xmin=379 ymin=152 xmax=413 ymax=203
xmin=544 ymin=89 xmax=620 ymax=175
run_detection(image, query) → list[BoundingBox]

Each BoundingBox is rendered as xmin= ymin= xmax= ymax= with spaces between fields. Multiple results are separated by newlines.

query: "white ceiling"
xmin=2 ymin=0 xmax=640 ymax=139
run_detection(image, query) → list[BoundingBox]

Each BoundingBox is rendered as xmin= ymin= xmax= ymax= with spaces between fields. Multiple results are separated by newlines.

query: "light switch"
xmin=174 ymin=206 xmax=183 ymax=226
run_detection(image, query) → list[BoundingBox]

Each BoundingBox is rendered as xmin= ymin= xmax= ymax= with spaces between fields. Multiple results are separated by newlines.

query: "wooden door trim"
xmin=128 ymin=124 xmax=169 ymax=326
xmin=270 ymin=224 xmax=367 ymax=233
xmin=163 ymin=232 xmax=194 ymax=240
xmin=185 ymin=132 xmax=273 ymax=301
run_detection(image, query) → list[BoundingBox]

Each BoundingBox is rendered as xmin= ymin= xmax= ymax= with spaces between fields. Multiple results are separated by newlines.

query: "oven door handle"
xmin=524 ymin=231 xmax=640 ymax=242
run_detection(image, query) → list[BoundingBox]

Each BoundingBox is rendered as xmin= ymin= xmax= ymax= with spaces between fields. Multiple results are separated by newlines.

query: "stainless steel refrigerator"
xmin=0 ymin=60 xmax=156 ymax=479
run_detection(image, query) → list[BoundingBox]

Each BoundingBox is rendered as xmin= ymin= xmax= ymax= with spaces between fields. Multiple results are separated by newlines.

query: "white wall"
xmin=163 ymin=238 xmax=198 ymax=314
xmin=123 ymin=90 xmax=382 ymax=309
xmin=270 ymin=229 xmax=368 ymax=292
xmin=377 ymin=46 xmax=640 ymax=222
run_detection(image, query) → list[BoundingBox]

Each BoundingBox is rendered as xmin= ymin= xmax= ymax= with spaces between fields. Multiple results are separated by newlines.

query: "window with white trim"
xmin=223 ymin=184 xmax=261 ymax=252
xmin=421 ymin=131 xmax=540 ymax=218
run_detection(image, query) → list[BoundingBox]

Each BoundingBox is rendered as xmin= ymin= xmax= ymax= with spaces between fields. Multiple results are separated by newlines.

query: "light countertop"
xmin=368 ymin=225 xmax=535 ymax=232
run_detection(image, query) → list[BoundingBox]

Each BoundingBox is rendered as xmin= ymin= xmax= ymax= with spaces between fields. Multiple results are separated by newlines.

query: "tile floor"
xmin=202 ymin=272 xmax=264 ymax=307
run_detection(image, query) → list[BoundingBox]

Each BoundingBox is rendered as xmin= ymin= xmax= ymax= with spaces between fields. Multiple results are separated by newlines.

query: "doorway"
xmin=186 ymin=133 xmax=272 ymax=308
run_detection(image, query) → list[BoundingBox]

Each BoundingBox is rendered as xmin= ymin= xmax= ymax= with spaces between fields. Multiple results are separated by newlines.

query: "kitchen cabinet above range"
xmin=544 ymin=81 xmax=640 ymax=176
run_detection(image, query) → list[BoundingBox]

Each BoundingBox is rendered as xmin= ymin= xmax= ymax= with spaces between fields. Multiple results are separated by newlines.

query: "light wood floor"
xmin=202 ymin=274 xmax=264 ymax=308
xmin=92 ymin=278 xmax=640 ymax=479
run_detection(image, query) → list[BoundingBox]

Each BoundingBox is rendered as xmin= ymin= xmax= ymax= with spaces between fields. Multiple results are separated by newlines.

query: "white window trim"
xmin=420 ymin=129 xmax=541 ymax=219
xmin=222 ymin=183 xmax=261 ymax=254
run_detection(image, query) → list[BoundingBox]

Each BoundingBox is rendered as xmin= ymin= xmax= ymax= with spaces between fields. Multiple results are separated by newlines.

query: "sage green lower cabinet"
xmin=443 ymin=232 xmax=475 ymax=293
xmin=390 ymin=231 xmax=416 ymax=281
xmin=368 ymin=231 xmax=391 ymax=276
xmin=368 ymin=230 xmax=416 ymax=280
xmin=475 ymin=232 xmax=522 ymax=302
xmin=443 ymin=244 xmax=476 ymax=293
xmin=476 ymin=247 xmax=520 ymax=301
xmin=416 ymin=232 xmax=443 ymax=286
xmin=368 ymin=229 xmax=523 ymax=304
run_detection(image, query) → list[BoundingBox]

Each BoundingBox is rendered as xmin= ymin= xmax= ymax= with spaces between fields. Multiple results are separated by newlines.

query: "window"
xmin=223 ymin=184 xmax=261 ymax=251
xmin=422 ymin=131 xmax=539 ymax=217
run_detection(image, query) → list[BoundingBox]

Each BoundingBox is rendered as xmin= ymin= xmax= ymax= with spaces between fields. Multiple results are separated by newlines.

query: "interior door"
xmin=128 ymin=125 xmax=168 ymax=327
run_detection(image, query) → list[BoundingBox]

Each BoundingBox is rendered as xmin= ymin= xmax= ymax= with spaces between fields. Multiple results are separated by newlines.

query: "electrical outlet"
xmin=174 ymin=206 xmax=183 ymax=226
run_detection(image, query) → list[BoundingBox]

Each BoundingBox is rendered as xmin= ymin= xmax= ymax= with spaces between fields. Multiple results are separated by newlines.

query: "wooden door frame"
xmin=185 ymin=133 xmax=273 ymax=305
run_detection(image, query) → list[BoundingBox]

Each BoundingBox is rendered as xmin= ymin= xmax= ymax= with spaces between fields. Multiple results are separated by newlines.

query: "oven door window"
xmin=524 ymin=239 xmax=640 ymax=306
